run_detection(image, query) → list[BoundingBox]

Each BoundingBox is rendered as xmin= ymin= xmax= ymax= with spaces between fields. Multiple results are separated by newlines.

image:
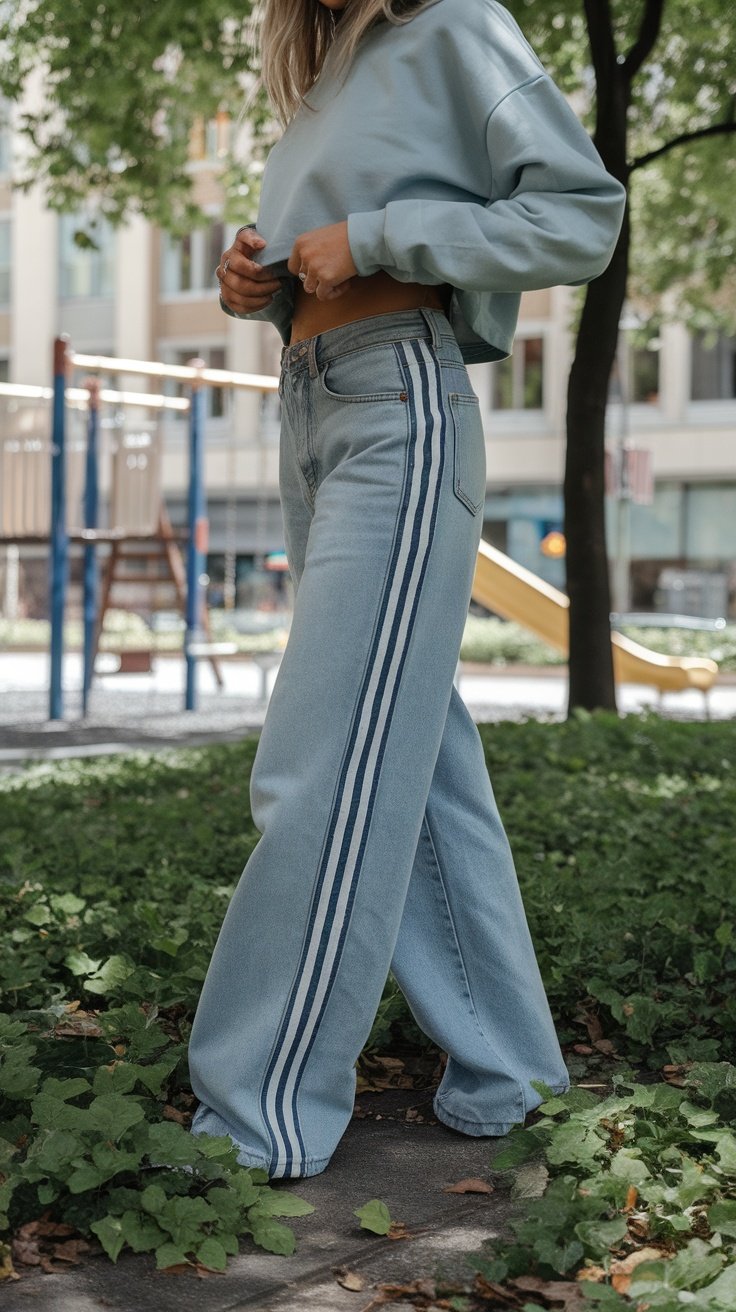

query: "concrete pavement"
xmin=0 ymin=649 xmax=730 ymax=765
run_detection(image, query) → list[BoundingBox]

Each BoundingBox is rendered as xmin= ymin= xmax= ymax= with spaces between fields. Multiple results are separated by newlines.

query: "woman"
xmin=189 ymin=0 xmax=626 ymax=1181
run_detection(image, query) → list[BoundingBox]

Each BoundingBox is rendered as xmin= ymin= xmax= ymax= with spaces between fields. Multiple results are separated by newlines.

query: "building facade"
xmin=1 ymin=92 xmax=734 ymax=619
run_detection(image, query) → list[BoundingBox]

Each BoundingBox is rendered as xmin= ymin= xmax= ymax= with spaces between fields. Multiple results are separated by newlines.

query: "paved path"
xmin=3 ymin=1089 xmax=513 ymax=1311
xmin=0 ymin=650 xmax=730 ymax=764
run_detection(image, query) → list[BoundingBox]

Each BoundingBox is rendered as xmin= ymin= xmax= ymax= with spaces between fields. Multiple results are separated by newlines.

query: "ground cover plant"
xmin=0 ymin=713 xmax=734 ymax=1296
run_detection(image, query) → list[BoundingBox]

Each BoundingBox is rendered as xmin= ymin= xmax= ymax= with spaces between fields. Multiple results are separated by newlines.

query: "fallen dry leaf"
xmin=334 ymin=1266 xmax=367 ymax=1291
xmin=610 ymin=1245 xmax=671 ymax=1293
xmin=162 ymin=1104 xmax=190 ymax=1124
xmin=359 ymin=1278 xmax=437 ymax=1311
xmin=474 ymin=1272 xmax=520 ymax=1304
xmin=442 ymin=1177 xmax=494 ymax=1195
xmin=386 ymin=1220 xmax=414 ymax=1241
xmin=510 ymin=1273 xmax=587 ymax=1308
xmin=572 ymin=1043 xmax=594 ymax=1054
xmin=581 ymin=1010 xmax=604 ymax=1043
xmin=623 ymin=1185 xmax=638 ymax=1211
xmin=576 ymin=1265 xmax=607 ymax=1283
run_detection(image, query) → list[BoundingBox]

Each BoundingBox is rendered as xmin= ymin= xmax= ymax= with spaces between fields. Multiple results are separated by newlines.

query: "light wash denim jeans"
xmin=187 ymin=307 xmax=570 ymax=1179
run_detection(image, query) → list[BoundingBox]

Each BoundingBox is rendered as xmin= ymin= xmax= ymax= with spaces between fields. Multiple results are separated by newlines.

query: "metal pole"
xmin=185 ymin=359 xmax=208 ymax=712
xmin=49 ymin=336 xmax=70 ymax=721
xmin=81 ymin=377 xmax=100 ymax=717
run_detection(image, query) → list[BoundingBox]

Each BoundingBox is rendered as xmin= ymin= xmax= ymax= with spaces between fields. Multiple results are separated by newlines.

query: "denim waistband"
xmin=280 ymin=306 xmax=460 ymax=379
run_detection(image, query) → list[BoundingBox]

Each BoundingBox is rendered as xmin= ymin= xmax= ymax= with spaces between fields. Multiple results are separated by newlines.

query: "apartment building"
xmin=1 ymin=95 xmax=734 ymax=619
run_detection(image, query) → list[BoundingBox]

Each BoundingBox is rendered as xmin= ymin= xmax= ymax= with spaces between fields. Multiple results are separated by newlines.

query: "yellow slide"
xmin=471 ymin=539 xmax=719 ymax=693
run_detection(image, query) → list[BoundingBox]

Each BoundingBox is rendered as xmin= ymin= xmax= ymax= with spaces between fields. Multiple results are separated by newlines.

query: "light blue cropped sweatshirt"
xmin=221 ymin=0 xmax=627 ymax=364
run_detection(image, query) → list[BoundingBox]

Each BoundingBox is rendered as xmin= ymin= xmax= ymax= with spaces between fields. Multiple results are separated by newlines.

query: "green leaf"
xmin=196 ymin=1237 xmax=228 ymax=1270
xmin=50 ymin=892 xmax=86 ymax=916
xmin=354 ymin=1198 xmax=392 ymax=1235
xmin=574 ymin=1216 xmax=629 ymax=1252
xmin=92 ymin=1063 xmax=139 ymax=1096
xmin=609 ymin=1148 xmax=651 ymax=1184
xmin=89 ymin=1214 xmax=126 ymax=1262
xmin=251 ymin=1190 xmax=315 ymax=1218
xmin=492 ymin=1131 xmax=542 ymax=1170
xmin=140 ymin=1183 xmax=168 ymax=1216
xmin=707 ymin=1201 xmax=736 ymax=1239
xmin=119 ymin=1209 xmax=166 ymax=1253
xmin=155 ymin=1242 xmax=191 ymax=1270
xmin=249 ymin=1215 xmax=296 ymax=1255
xmin=86 ymin=1093 xmax=145 ymax=1140
xmin=145 ymin=1120 xmax=202 ymax=1167
xmin=84 ymin=955 xmax=135 ymax=995
xmin=545 ymin=1122 xmax=607 ymax=1168
xmin=24 ymin=903 xmax=51 ymax=926
xmin=64 ymin=950 xmax=103 ymax=976
xmin=685 ymin=1063 xmax=736 ymax=1103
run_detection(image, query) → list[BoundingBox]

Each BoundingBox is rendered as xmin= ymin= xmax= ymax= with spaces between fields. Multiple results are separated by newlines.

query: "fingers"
xmin=217 ymin=240 xmax=281 ymax=313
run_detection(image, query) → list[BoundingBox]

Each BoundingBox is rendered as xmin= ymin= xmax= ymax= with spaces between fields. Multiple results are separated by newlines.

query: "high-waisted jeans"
xmin=187 ymin=306 xmax=570 ymax=1179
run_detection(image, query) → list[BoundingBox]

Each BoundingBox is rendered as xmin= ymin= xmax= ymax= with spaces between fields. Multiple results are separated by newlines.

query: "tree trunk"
xmin=564 ymin=208 xmax=629 ymax=713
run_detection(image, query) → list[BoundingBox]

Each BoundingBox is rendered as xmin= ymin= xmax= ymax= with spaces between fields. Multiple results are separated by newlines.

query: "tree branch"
xmin=630 ymin=120 xmax=736 ymax=171
xmin=622 ymin=0 xmax=666 ymax=80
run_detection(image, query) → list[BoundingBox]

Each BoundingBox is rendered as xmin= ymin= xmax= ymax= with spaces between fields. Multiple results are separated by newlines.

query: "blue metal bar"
xmin=185 ymin=363 xmax=207 ymax=711
xmin=49 ymin=336 xmax=69 ymax=721
xmin=81 ymin=378 xmax=100 ymax=717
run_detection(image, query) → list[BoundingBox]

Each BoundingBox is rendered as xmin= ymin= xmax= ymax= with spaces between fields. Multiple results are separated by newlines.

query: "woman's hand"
xmin=288 ymin=221 xmax=359 ymax=300
xmin=216 ymin=229 xmax=282 ymax=314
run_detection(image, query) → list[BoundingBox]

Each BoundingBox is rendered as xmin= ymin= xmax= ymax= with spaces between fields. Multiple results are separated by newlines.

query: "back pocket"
xmin=449 ymin=393 xmax=486 ymax=515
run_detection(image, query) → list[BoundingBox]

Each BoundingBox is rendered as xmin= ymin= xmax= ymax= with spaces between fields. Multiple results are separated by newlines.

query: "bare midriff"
xmin=289 ymin=268 xmax=453 ymax=346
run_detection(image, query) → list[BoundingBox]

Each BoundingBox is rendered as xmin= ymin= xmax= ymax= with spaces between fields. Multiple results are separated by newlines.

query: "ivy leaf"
xmin=197 ymin=1237 xmax=228 ymax=1271
xmin=354 ymin=1199 xmax=392 ymax=1236
xmin=251 ymin=1190 xmax=315 ymax=1218
xmin=64 ymin=950 xmax=103 ymax=976
xmin=84 ymin=955 xmax=135 ymax=996
xmin=155 ymin=1241 xmax=191 ymax=1270
xmin=89 ymin=1214 xmax=126 ymax=1262
xmin=119 ymin=1209 xmax=166 ymax=1253
xmin=248 ymin=1215 xmax=296 ymax=1255
xmin=86 ymin=1093 xmax=146 ymax=1140
xmin=707 ymin=1201 xmax=736 ymax=1239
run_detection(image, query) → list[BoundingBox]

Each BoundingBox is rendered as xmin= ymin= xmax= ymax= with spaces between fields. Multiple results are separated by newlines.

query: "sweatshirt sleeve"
xmin=346 ymin=72 xmax=626 ymax=293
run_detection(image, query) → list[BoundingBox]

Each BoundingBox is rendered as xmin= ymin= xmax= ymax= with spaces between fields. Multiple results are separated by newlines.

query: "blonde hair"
xmin=251 ymin=0 xmax=436 ymax=128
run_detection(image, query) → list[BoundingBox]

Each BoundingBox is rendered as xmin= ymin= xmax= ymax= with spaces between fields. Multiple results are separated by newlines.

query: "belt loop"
xmin=418 ymin=305 xmax=442 ymax=351
xmin=308 ymin=334 xmax=320 ymax=380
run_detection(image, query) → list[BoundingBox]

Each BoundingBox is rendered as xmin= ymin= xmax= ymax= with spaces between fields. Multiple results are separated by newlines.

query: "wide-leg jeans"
xmin=187 ymin=306 xmax=570 ymax=1179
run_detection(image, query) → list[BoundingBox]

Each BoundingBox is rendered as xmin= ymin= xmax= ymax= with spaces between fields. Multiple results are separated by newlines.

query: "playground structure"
xmin=471 ymin=540 xmax=719 ymax=693
xmin=0 ymin=337 xmax=277 ymax=719
xmin=0 ymin=340 xmax=720 ymax=722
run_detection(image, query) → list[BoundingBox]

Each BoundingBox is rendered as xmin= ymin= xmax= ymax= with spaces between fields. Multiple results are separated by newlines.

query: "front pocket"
xmin=318 ymin=341 xmax=409 ymax=404
xmin=448 ymin=393 xmax=486 ymax=515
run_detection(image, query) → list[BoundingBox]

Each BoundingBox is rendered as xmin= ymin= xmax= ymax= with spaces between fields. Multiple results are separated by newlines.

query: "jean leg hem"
xmin=433 ymin=1081 xmax=571 ymax=1138
xmin=433 ymin=1094 xmax=520 ymax=1137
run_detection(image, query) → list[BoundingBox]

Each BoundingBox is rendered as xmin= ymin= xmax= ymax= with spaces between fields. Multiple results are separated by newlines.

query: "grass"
xmin=1 ymin=712 xmax=734 ymax=1293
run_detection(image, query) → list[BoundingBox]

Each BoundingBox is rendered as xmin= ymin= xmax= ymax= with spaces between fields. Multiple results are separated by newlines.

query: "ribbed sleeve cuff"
xmin=346 ymin=209 xmax=390 ymax=276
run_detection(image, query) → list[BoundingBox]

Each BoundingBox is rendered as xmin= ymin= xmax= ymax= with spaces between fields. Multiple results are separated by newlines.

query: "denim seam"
xmin=253 ymin=436 xmax=415 ymax=1169
xmin=423 ymin=805 xmax=527 ymax=1122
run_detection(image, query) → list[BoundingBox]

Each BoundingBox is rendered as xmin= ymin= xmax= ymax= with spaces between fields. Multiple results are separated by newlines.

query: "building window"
xmin=189 ymin=111 xmax=232 ymax=163
xmin=58 ymin=212 xmax=115 ymax=299
xmin=610 ymin=328 xmax=661 ymax=405
xmin=160 ymin=219 xmax=226 ymax=295
xmin=491 ymin=337 xmax=544 ymax=410
xmin=0 ymin=219 xmax=10 ymax=305
xmin=161 ymin=345 xmax=229 ymax=421
xmin=691 ymin=331 xmax=736 ymax=401
xmin=0 ymin=357 xmax=9 ymax=383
